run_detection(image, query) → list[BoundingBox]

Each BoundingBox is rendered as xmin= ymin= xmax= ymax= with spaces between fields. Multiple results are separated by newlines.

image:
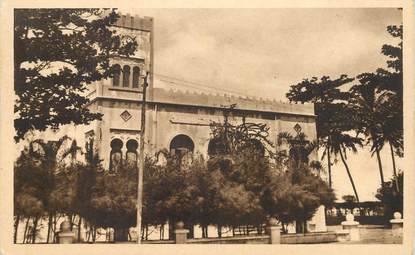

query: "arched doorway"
xmin=126 ymin=139 xmax=138 ymax=168
xmin=168 ymin=134 xmax=195 ymax=239
xmin=207 ymin=137 xmax=227 ymax=156
xmin=110 ymin=138 xmax=123 ymax=173
xmin=169 ymin=134 xmax=194 ymax=168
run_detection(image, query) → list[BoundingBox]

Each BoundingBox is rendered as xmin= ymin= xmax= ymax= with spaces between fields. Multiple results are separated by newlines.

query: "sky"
xmin=124 ymin=8 xmax=402 ymax=201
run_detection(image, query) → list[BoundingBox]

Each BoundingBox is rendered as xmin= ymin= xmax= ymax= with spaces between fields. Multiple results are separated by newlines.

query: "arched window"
xmin=122 ymin=65 xmax=130 ymax=87
xmin=126 ymin=139 xmax=138 ymax=168
xmin=170 ymin=134 xmax=194 ymax=168
xmin=110 ymin=139 xmax=123 ymax=173
xmin=132 ymin=66 xmax=140 ymax=88
xmin=85 ymin=137 xmax=94 ymax=162
xmin=113 ymin=64 xmax=121 ymax=86
xmin=208 ymin=138 xmax=227 ymax=156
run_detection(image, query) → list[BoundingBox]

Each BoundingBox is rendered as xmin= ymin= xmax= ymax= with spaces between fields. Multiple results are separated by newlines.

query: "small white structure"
xmin=267 ymin=218 xmax=282 ymax=244
xmin=341 ymin=213 xmax=360 ymax=241
xmin=390 ymin=212 xmax=403 ymax=237
xmin=58 ymin=220 xmax=75 ymax=244
xmin=308 ymin=206 xmax=327 ymax=232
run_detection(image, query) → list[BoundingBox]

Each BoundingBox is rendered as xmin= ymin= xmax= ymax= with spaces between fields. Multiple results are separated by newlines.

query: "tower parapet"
xmin=113 ymin=14 xmax=153 ymax=31
xmin=152 ymin=88 xmax=314 ymax=116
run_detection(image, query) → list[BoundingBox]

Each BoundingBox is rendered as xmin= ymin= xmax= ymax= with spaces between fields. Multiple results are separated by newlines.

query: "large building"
xmin=84 ymin=14 xmax=317 ymax=172
xmin=37 ymin=14 xmax=326 ymax=236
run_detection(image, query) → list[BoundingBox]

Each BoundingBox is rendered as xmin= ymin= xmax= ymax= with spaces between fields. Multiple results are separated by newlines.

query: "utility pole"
xmin=137 ymin=71 xmax=149 ymax=244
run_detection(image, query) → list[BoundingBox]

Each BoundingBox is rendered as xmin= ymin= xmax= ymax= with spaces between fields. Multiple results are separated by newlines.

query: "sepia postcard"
xmin=0 ymin=0 xmax=414 ymax=255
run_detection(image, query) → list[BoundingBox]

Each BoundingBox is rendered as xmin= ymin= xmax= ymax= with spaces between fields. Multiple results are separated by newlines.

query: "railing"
xmin=325 ymin=202 xmax=386 ymax=225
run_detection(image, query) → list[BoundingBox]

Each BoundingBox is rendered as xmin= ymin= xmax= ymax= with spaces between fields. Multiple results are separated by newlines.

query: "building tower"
xmin=84 ymin=14 xmax=153 ymax=172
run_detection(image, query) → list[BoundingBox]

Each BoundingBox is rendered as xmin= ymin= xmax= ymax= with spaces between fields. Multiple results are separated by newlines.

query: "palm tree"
xmin=24 ymin=135 xmax=82 ymax=243
xmin=349 ymin=74 xmax=395 ymax=186
xmin=285 ymin=75 xmax=354 ymax=188
xmin=371 ymin=94 xmax=403 ymax=192
xmin=329 ymin=131 xmax=363 ymax=203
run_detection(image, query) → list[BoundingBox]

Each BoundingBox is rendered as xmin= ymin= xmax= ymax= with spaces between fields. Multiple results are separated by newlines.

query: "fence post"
xmin=58 ymin=220 xmax=75 ymax=244
xmin=390 ymin=212 xmax=403 ymax=238
xmin=267 ymin=218 xmax=281 ymax=244
xmin=174 ymin=221 xmax=189 ymax=244
xmin=341 ymin=213 xmax=360 ymax=241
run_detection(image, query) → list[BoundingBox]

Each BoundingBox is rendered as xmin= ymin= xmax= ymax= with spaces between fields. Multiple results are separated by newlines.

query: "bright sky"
xmin=125 ymin=8 xmax=402 ymax=201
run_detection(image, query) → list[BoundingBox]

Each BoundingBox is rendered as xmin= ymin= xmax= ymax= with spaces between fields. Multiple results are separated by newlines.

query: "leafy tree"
xmin=14 ymin=8 xmax=138 ymax=141
xmin=349 ymin=75 xmax=391 ymax=186
xmin=376 ymin=25 xmax=403 ymax=98
xmin=14 ymin=136 xmax=78 ymax=243
xmin=375 ymin=25 xmax=403 ymax=188
xmin=329 ymin=131 xmax=363 ymax=202
xmin=273 ymin=131 xmax=335 ymax=232
xmin=350 ymin=25 xmax=403 ymax=187
xmin=209 ymin=113 xmax=334 ymax=234
xmin=261 ymin=159 xmax=335 ymax=233
xmin=88 ymin=162 xmax=138 ymax=242
xmin=376 ymin=172 xmax=403 ymax=220
xmin=286 ymin=75 xmax=354 ymax=188
xmin=207 ymin=149 xmax=269 ymax=236
xmin=14 ymin=149 xmax=45 ymax=243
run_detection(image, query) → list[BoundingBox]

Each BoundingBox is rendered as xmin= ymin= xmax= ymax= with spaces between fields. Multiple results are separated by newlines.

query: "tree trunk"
xmin=217 ymin=225 xmax=222 ymax=238
xmin=114 ymin=227 xmax=129 ymax=242
xmin=160 ymin=224 xmax=164 ymax=240
xmin=168 ymin=221 xmax=175 ymax=240
xmin=339 ymin=147 xmax=360 ymax=202
xmin=184 ymin=222 xmax=194 ymax=239
xmin=92 ymin=226 xmax=96 ymax=243
xmin=31 ymin=217 xmax=39 ymax=243
xmin=202 ymin=225 xmax=208 ymax=238
xmin=374 ymin=145 xmax=385 ymax=186
xmin=327 ymin=145 xmax=332 ymax=188
xmin=86 ymin=224 xmax=91 ymax=243
xmin=390 ymin=143 xmax=399 ymax=193
xmin=52 ymin=214 xmax=58 ymax=243
xmin=69 ymin=214 xmax=74 ymax=231
xmin=23 ymin=217 xmax=30 ymax=244
xmin=46 ymin=213 xmax=53 ymax=243
xmin=77 ymin=217 xmax=82 ymax=243
xmin=145 ymin=224 xmax=149 ymax=240
xmin=14 ymin=214 xmax=20 ymax=244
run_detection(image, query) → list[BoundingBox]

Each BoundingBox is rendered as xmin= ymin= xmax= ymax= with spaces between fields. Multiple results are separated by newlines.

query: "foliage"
xmin=285 ymin=75 xmax=362 ymax=196
xmin=269 ymin=131 xmax=335 ymax=231
xmin=14 ymin=8 xmax=138 ymax=141
xmin=342 ymin=195 xmax=357 ymax=204
xmin=14 ymin=136 xmax=101 ymax=243
xmin=14 ymin=150 xmax=46 ymax=219
xmin=261 ymin=164 xmax=335 ymax=231
xmin=285 ymin=24 xmax=403 ymax=199
xmin=208 ymin=118 xmax=334 ymax=233
xmin=88 ymin=163 xmax=138 ymax=231
xmin=375 ymin=172 xmax=403 ymax=219
xmin=348 ymin=25 xmax=403 ymax=186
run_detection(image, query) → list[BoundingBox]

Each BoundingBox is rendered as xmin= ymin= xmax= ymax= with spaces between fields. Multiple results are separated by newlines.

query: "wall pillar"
xmin=58 ymin=220 xmax=75 ymax=244
xmin=390 ymin=212 xmax=403 ymax=238
xmin=174 ymin=221 xmax=189 ymax=244
xmin=267 ymin=218 xmax=281 ymax=244
xmin=341 ymin=213 xmax=360 ymax=241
